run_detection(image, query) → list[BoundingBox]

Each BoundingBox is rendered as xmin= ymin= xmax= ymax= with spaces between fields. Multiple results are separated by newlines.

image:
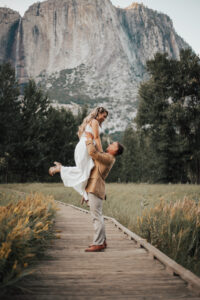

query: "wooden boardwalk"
xmin=7 ymin=202 xmax=200 ymax=300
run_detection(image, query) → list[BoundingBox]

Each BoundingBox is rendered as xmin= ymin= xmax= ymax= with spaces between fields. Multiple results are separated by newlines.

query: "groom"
xmin=84 ymin=132 xmax=124 ymax=252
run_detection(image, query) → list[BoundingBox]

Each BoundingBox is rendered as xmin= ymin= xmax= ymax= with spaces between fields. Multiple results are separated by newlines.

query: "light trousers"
xmin=88 ymin=193 xmax=106 ymax=245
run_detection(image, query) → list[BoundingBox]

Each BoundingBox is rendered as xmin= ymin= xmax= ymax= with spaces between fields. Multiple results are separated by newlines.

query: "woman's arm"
xmin=91 ymin=119 xmax=103 ymax=152
xmin=85 ymin=132 xmax=113 ymax=165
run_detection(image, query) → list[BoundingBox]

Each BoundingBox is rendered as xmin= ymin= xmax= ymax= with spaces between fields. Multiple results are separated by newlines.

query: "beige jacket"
xmin=85 ymin=140 xmax=115 ymax=200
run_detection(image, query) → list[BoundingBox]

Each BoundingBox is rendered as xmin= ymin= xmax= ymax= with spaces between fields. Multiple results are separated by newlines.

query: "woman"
xmin=49 ymin=107 xmax=108 ymax=203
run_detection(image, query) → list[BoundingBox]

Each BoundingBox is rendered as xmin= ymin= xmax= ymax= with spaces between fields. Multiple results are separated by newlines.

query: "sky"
xmin=0 ymin=0 xmax=199 ymax=55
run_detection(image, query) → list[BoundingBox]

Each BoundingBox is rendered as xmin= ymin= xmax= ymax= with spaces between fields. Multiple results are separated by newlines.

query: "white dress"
xmin=60 ymin=124 xmax=97 ymax=200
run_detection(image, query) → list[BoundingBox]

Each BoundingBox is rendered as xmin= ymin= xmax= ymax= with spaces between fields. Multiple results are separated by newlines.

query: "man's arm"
xmin=85 ymin=136 xmax=113 ymax=166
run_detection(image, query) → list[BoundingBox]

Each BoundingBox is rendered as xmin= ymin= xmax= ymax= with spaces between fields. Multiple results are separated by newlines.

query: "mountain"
xmin=0 ymin=8 xmax=20 ymax=66
xmin=0 ymin=1 xmax=190 ymax=133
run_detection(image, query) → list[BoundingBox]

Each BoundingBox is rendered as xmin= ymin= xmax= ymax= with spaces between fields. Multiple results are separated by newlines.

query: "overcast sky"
xmin=0 ymin=0 xmax=199 ymax=55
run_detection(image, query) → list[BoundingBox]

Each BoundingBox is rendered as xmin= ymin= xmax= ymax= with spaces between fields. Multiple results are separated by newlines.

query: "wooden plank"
xmin=109 ymin=217 xmax=200 ymax=295
xmin=6 ymin=296 xmax=200 ymax=300
xmin=58 ymin=202 xmax=200 ymax=297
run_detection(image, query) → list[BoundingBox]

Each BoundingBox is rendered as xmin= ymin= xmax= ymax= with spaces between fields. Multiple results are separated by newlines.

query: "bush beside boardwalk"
xmin=1 ymin=183 xmax=200 ymax=277
xmin=0 ymin=192 xmax=57 ymax=295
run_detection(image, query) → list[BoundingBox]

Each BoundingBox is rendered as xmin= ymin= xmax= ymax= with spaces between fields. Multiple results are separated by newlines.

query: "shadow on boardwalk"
xmin=4 ymin=203 xmax=200 ymax=300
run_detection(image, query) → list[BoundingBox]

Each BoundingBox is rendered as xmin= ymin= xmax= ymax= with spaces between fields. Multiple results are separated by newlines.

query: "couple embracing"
xmin=49 ymin=107 xmax=124 ymax=252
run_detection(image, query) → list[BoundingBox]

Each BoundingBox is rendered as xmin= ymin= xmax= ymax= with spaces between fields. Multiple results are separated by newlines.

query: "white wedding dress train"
xmin=60 ymin=124 xmax=95 ymax=200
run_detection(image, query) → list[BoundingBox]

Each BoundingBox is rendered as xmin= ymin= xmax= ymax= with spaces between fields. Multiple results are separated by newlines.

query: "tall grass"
xmin=1 ymin=182 xmax=200 ymax=229
xmin=0 ymin=192 xmax=57 ymax=294
xmin=135 ymin=197 xmax=200 ymax=276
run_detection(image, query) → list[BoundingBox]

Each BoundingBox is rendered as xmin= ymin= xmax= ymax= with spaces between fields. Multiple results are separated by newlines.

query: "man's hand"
xmin=85 ymin=132 xmax=94 ymax=140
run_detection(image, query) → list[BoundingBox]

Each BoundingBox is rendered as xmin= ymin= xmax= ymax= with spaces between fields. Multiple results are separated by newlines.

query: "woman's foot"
xmin=54 ymin=161 xmax=62 ymax=167
xmin=48 ymin=162 xmax=62 ymax=176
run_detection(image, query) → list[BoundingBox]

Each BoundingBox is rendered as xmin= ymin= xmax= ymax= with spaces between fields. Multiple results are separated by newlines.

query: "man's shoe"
xmin=88 ymin=240 xmax=107 ymax=248
xmin=85 ymin=244 xmax=105 ymax=252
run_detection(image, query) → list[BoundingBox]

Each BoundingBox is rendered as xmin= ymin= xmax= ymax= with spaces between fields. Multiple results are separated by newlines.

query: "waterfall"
xmin=15 ymin=18 xmax=22 ymax=80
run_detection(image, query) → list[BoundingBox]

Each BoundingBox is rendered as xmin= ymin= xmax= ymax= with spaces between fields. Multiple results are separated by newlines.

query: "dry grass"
xmin=0 ymin=192 xmax=58 ymax=294
xmin=1 ymin=182 xmax=199 ymax=210
xmin=135 ymin=197 xmax=200 ymax=276
xmin=1 ymin=182 xmax=199 ymax=227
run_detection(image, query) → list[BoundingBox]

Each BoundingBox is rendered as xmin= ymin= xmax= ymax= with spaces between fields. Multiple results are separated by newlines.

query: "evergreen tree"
xmin=0 ymin=69 xmax=86 ymax=182
xmin=136 ymin=78 xmax=183 ymax=182
xmin=18 ymin=80 xmax=50 ymax=181
xmin=136 ymin=48 xmax=200 ymax=183
xmin=18 ymin=80 xmax=79 ymax=182
xmin=76 ymin=104 xmax=88 ymax=126
xmin=120 ymin=127 xmax=140 ymax=182
xmin=171 ymin=49 xmax=200 ymax=183
xmin=0 ymin=62 xmax=20 ymax=182
xmin=43 ymin=107 xmax=78 ymax=181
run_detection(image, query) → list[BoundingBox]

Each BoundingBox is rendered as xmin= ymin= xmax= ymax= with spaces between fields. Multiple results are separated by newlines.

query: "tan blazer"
xmin=85 ymin=140 xmax=115 ymax=200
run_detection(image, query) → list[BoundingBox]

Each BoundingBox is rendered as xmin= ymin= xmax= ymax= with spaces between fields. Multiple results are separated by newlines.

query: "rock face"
xmin=0 ymin=8 xmax=20 ymax=66
xmin=0 ymin=0 xmax=190 ymax=132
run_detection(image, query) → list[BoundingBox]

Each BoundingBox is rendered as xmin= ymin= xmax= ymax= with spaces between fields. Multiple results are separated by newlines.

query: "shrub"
xmin=0 ymin=192 xmax=58 ymax=292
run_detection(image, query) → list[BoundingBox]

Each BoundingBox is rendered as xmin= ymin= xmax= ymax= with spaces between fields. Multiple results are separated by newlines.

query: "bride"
xmin=49 ymin=106 xmax=108 ymax=203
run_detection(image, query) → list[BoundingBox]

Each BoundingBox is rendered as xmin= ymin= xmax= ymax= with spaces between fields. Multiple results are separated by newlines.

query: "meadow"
xmin=1 ymin=183 xmax=200 ymax=277
xmin=1 ymin=182 xmax=200 ymax=227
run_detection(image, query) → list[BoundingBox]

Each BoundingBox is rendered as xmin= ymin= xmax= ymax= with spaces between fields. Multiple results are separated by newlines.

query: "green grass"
xmin=0 ymin=189 xmax=26 ymax=206
xmin=1 ymin=182 xmax=200 ymax=231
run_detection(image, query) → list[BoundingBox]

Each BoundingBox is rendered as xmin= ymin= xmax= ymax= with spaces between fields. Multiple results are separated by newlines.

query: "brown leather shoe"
xmin=88 ymin=240 xmax=107 ymax=248
xmin=85 ymin=244 xmax=105 ymax=252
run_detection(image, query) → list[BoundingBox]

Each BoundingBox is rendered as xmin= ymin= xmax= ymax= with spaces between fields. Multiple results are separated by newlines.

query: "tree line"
xmin=1 ymin=48 xmax=200 ymax=184
xmin=0 ymin=62 xmax=87 ymax=183
xmin=110 ymin=48 xmax=200 ymax=184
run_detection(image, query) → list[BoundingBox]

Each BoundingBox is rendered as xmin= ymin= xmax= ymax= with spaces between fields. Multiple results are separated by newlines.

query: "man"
xmin=84 ymin=132 xmax=124 ymax=252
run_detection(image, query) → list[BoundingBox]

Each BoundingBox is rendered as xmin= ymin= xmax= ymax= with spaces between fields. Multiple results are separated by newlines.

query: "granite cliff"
xmin=0 ymin=1 xmax=190 ymax=132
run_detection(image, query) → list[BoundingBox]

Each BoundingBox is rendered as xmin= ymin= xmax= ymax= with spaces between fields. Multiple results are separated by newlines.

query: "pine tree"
xmin=135 ymin=49 xmax=197 ymax=182
xmin=76 ymin=104 xmax=88 ymax=126
xmin=120 ymin=127 xmax=140 ymax=182
xmin=43 ymin=107 xmax=78 ymax=182
xmin=18 ymin=80 xmax=50 ymax=181
xmin=0 ymin=62 xmax=20 ymax=182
